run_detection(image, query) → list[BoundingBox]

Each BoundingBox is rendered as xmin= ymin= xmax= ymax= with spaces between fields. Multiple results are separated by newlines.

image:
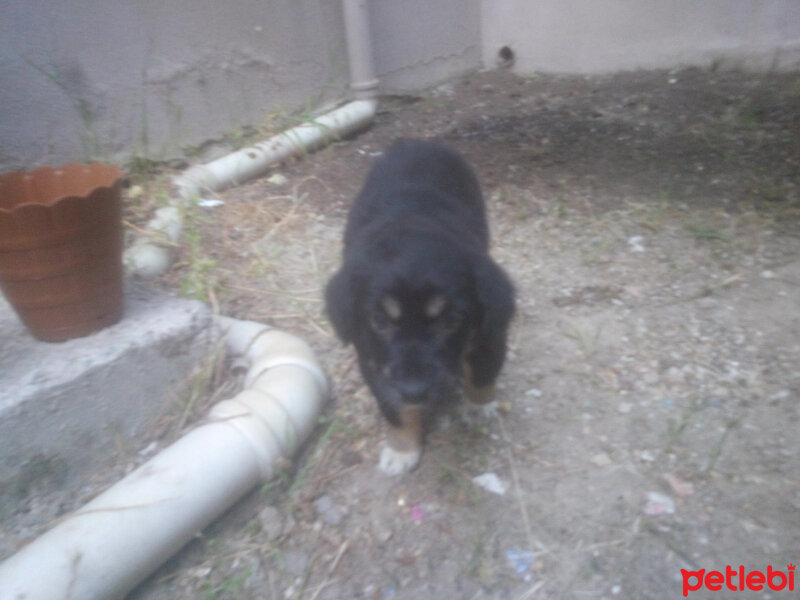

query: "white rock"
xmin=267 ymin=173 xmax=288 ymax=185
xmin=124 ymin=244 xmax=172 ymax=278
xmin=665 ymin=367 xmax=685 ymax=384
xmin=628 ymin=236 xmax=646 ymax=252
xmin=197 ymin=198 xmax=224 ymax=208
xmin=147 ymin=206 xmax=183 ymax=243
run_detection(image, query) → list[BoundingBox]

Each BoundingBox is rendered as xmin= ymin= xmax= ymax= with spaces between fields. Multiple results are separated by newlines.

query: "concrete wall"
xmin=3 ymin=1 xmax=799 ymax=171
xmin=0 ymin=0 xmax=481 ymax=172
xmin=371 ymin=0 xmax=481 ymax=92
xmin=482 ymin=0 xmax=800 ymax=74
xmin=0 ymin=0 xmax=351 ymax=171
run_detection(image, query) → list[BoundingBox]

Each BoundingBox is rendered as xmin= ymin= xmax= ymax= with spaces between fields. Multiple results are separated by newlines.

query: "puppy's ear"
xmin=325 ymin=266 xmax=357 ymax=344
xmin=469 ymin=255 xmax=515 ymax=387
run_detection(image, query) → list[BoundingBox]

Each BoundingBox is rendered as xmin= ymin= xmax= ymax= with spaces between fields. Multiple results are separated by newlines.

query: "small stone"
xmin=639 ymin=450 xmax=656 ymax=462
xmin=643 ymin=491 xmax=675 ymax=515
xmin=760 ymin=270 xmax=775 ymax=279
xmin=643 ymin=371 xmax=660 ymax=385
xmin=314 ymin=494 xmax=344 ymax=526
xmin=187 ymin=566 xmax=212 ymax=579
xmin=617 ymin=402 xmax=633 ymax=414
xmin=710 ymin=386 xmax=730 ymax=399
xmin=665 ymin=367 xmax=685 ymax=384
xmin=258 ymin=506 xmax=285 ymax=542
xmin=374 ymin=524 xmax=393 ymax=544
xmin=282 ymin=550 xmax=309 ymax=576
xmin=267 ymin=173 xmax=288 ymax=185
xmin=697 ymin=297 xmax=718 ymax=310
xmin=590 ymin=452 xmax=612 ymax=467
xmin=664 ymin=473 xmax=695 ymax=496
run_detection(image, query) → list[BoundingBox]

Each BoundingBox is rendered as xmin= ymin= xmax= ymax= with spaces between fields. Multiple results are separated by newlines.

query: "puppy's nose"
xmin=396 ymin=378 xmax=430 ymax=402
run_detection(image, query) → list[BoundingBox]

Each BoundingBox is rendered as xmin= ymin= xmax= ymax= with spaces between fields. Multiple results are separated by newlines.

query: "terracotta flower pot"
xmin=0 ymin=163 xmax=124 ymax=342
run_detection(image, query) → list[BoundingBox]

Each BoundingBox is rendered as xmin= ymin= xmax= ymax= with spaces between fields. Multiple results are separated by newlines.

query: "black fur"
xmin=325 ymin=139 xmax=514 ymax=429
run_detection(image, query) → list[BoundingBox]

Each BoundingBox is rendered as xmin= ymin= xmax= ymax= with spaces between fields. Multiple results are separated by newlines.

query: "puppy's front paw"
xmin=379 ymin=445 xmax=421 ymax=476
xmin=461 ymin=400 xmax=498 ymax=425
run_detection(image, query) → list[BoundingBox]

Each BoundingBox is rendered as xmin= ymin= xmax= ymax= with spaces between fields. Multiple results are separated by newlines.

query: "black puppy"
xmin=325 ymin=139 xmax=514 ymax=474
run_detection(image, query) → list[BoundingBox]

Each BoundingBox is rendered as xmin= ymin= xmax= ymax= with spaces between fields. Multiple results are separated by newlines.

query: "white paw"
xmin=461 ymin=400 xmax=498 ymax=425
xmin=379 ymin=445 xmax=422 ymax=476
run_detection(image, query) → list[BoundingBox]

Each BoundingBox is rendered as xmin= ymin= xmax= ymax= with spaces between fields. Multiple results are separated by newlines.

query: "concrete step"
xmin=0 ymin=282 xmax=213 ymax=518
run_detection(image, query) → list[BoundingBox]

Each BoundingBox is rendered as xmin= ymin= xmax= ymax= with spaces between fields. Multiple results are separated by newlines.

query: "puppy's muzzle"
xmin=383 ymin=356 xmax=458 ymax=408
xmin=383 ymin=361 xmax=433 ymax=402
xmin=393 ymin=376 xmax=432 ymax=404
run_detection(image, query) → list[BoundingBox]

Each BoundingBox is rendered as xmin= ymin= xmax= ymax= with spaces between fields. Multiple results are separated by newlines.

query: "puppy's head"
xmin=326 ymin=232 xmax=513 ymax=419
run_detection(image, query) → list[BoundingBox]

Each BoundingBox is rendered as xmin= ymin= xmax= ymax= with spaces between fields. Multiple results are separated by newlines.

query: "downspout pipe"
xmin=342 ymin=0 xmax=379 ymax=99
xmin=0 ymin=318 xmax=328 ymax=600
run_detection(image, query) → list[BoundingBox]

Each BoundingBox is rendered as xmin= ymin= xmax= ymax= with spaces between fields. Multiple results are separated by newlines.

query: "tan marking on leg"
xmin=462 ymin=357 xmax=496 ymax=405
xmin=465 ymin=380 xmax=496 ymax=405
xmin=386 ymin=406 xmax=424 ymax=453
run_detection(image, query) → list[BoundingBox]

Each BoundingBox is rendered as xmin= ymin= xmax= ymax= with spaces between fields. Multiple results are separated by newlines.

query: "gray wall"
xmin=2 ymin=0 xmax=799 ymax=171
xmin=0 ymin=0 xmax=481 ymax=171
xmin=371 ymin=0 xmax=480 ymax=91
xmin=0 ymin=0 xmax=350 ymax=170
xmin=482 ymin=0 xmax=800 ymax=74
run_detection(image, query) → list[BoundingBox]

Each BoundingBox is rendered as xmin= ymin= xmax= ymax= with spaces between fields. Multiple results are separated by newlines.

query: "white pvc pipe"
xmin=123 ymin=205 xmax=183 ymax=278
xmin=130 ymin=1 xmax=379 ymax=275
xmin=173 ymin=98 xmax=377 ymax=199
xmin=0 ymin=318 xmax=328 ymax=600
xmin=127 ymin=97 xmax=377 ymax=278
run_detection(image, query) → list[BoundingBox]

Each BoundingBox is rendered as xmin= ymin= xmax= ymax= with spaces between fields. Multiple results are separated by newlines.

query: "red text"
xmin=681 ymin=564 xmax=795 ymax=597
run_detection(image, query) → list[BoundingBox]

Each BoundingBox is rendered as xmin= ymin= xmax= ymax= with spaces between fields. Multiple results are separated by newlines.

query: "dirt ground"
xmin=7 ymin=67 xmax=800 ymax=599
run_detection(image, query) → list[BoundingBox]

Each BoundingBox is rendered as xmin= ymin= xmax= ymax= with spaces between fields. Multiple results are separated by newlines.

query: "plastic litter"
xmin=664 ymin=473 xmax=695 ymax=496
xmin=506 ymin=549 xmax=536 ymax=574
xmin=643 ymin=491 xmax=675 ymax=515
xmin=628 ymin=235 xmax=646 ymax=252
xmin=590 ymin=452 xmax=612 ymax=467
xmin=472 ymin=473 xmax=508 ymax=495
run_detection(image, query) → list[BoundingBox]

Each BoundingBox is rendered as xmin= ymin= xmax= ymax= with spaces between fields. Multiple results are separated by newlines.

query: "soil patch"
xmin=5 ymin=67 xmax=800 ymax=600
